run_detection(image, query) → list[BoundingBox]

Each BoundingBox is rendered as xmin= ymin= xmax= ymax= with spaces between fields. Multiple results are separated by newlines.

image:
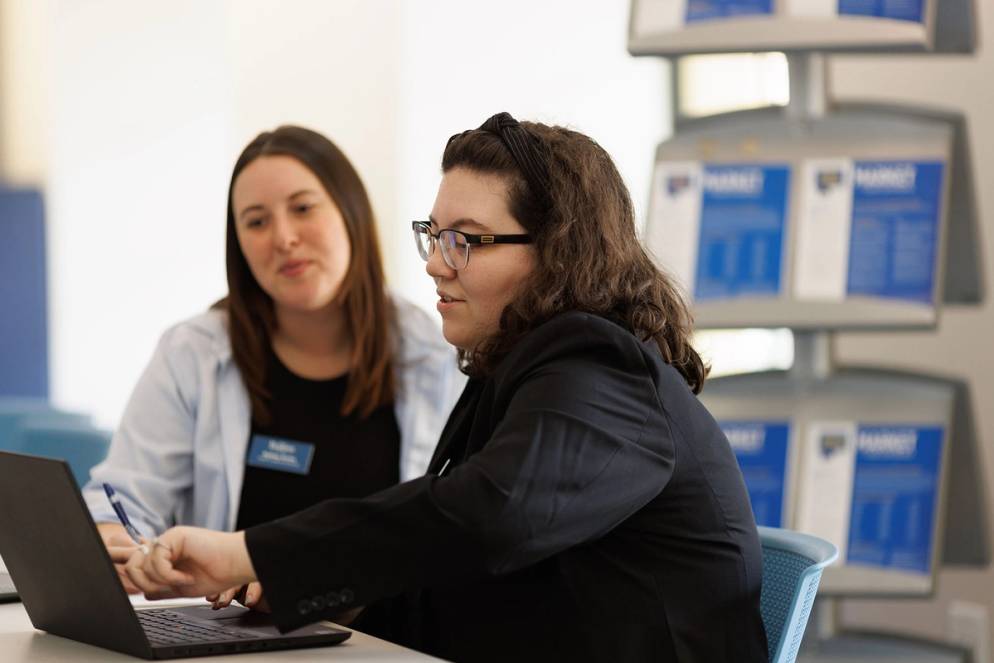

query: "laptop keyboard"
xmin=138 ymin=609 xmax=261 ymax=645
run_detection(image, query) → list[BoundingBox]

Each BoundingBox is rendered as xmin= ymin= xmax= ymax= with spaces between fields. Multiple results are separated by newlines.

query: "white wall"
xmin=1 ymin=1 xmax=667 ymax=428
xmin=47 ymin=1 xmax=230 ymax=427
xmin=220 ymin=0 xmax=402 ymax=269
xmin=35 ymin=1 xmax=402 ymax=426
xmin=391 ymin=0 xmax=668 ymax=310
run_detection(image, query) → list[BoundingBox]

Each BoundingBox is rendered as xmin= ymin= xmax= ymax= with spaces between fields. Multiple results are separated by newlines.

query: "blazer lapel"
xmin=426 ymin=378 xmax=484 ymax=474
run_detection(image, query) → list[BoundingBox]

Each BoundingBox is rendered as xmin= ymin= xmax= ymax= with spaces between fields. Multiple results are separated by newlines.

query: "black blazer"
xmin=246 ymin=312 xmax=768 ymax=662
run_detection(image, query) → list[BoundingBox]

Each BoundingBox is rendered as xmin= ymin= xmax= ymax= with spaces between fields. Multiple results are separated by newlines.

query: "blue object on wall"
xmin=847 ymin=160 xmax=945 ymax=304
xmin=722 ymin=420 xmax=791 ymax=528
xmin=838 ymin=0 xmax=925 ymax=23
xmin=686 ymin=0 xmax=774 ymax=23
xmin=847 ymin=425 xmax=944 ymax=574
xmin=0 ymin=188 xmax=48 ymax=398
xmin=695 ymin=163 xmax=791 ymax=301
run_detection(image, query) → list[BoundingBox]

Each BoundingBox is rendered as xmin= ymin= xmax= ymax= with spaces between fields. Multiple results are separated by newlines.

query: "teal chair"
xmin=10 ymin=419 xmax=111 ymax=487
xmin=759 ymin=526 xmax=839 ymax=663
xmin=0 ymin=399 xmax=91 ymax=453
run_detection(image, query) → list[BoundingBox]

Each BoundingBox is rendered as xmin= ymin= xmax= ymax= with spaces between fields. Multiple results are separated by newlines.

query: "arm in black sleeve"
xmin=246 ymin=314 xmax=676 ymax=631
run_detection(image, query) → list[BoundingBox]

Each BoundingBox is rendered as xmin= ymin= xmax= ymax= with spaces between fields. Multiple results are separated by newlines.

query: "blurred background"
xmin=2 ymin=1 xmax=994 ymax=655
xmin=2 ymin=0 xmax=681 ymax=427
xmin=0 ymin=1 xmax=804 ymax=429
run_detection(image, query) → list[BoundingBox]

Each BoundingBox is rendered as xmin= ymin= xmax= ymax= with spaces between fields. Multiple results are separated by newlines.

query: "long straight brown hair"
xmin=218 ymin=126 xmax=394 ymax=424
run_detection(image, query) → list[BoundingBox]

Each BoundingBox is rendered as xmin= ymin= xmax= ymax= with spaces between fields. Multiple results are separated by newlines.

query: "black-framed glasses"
xmin=411 ymin=221 xmax=532 ymax=271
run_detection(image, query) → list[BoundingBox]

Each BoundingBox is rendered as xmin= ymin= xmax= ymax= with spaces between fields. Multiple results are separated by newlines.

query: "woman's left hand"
xmin=124 ymin=526 xmax=257 ymax=600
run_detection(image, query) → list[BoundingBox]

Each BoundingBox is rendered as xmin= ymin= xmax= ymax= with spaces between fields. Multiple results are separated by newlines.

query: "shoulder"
xmin=155 ymin=308 xmax=232 ymax=366
xmin=488 ymin=312 xmax=659 ymax=406
xmin=125 ymin=309 xmax=234 ymax=410
xmin=501 ymin=312 xmax=648 ymax=375
xmin=388 ymin=292 xmax=452 ymax=363
xmin=489 ymin=313 xmax=671 ymax=443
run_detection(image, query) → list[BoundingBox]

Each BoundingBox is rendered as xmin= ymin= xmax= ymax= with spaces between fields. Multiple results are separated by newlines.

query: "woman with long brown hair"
xmin=125 ymin=114 xmax=767 ymax=662
xmin=83 ymin=126 xmax=463 ymax=599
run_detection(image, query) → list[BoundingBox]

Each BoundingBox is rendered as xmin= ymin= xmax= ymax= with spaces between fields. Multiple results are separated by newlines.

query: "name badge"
xmin=246 ymin=435 xmax=315 ymax=475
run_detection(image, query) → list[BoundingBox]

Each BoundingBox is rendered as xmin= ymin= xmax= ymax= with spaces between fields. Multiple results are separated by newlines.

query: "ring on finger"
xmin=151 ymin=538 xmax=173 ymax=553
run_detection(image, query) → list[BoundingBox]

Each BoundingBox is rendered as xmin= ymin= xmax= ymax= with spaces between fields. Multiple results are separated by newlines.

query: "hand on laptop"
xmin=207 ymin=581 xmax=270 ymax=613
xmin=124 ymin=526 xmax=257 ymax=600
xmin=97 ymin=522 xmax=143 ymax=594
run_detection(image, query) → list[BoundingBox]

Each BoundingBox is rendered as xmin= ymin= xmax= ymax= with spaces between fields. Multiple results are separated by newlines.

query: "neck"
xmin=271 ymin=301 xmax=354 ymax=379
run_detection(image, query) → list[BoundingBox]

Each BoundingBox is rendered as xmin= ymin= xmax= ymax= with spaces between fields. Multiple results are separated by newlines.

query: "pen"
xmin=102 ymin=483 xmax=147 ymax=550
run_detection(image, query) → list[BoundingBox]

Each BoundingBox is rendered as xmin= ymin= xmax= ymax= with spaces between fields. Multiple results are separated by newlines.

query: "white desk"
xmin=0 ymin=601 xmax=445 ymax=662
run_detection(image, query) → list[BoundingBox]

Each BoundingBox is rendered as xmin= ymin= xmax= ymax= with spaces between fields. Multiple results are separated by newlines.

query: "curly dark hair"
xmin=442 ymin=119 xmax=708 ymax=393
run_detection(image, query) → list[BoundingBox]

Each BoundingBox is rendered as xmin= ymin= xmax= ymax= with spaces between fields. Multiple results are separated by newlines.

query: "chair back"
xmin=0 ymin=399 xmax=91 ymax=453
xmin=759 ymin=526 xmax=838 ymax=663
xmin=15 ymin=421 xmax=111 ymax=486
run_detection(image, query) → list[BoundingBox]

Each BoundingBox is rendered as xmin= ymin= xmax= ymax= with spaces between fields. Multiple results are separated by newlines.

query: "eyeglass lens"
xmin=413 ymin=225 xmax=469 ymax=270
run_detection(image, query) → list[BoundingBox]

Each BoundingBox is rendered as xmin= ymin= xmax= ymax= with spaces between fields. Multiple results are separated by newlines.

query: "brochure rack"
xmin=629 ymin=3 xmax=985 ymax=660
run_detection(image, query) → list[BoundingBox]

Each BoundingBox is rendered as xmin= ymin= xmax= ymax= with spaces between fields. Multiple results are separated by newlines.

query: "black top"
xmin=246 ymin=312 xmax=768 ymax=663
xmin=235 ymin=349 xmax=400 ymax=530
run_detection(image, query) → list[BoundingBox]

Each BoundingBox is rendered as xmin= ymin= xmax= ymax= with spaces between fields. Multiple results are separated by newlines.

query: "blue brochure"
xmin=838 ymin=0 xmax=925 ymax=23
xmin=722 ymin=421 xmax=791 ymax=527
xmin=847 ymin=160 xmax=945 ymax=304
xmin=847 ymin=425 xmax=944 ymax=574
xmin=695 ymin=163 xmax=791 ymax=301
xmin=686 ymin=0 xmax=773 ymax=23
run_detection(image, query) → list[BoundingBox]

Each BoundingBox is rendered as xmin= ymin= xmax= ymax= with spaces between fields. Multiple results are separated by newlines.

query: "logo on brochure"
xmin=816 ymin=169 xmax=844 ymax=194
xmin=666 ymin=174 xmax=694 ymax=197
xmin=819 ymin=433 xmax=848 ymax=458
xmin=858 ymin=429 xmax=917 ymax=458
xmin=703 ymin=168 xmax=764 ymax=196
xmin=854 ymin=163 xmax=917 ymax=191
xmin=723 ymin=425 xmax=765 ymax=454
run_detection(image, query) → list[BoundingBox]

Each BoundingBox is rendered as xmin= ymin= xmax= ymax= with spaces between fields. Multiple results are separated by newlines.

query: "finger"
xmin=244 ymin=582 xmax=262 ymax=607
xmin=148 ymin=532 xmax=195 ymax=585
xmin=140 ymin=545 xmax=168 ymax=586
xmin=125 ymin=547 xmax=178 ymax=595
xmin=146 ymin=541 xmax=195 ymax=587
xmin=107 ymin=545 xmax=140 ymax=564
xmin=212 ymin=586 xmax=239 ymax=610
xmin=125 ymin=554 xmax=171 ymax=596
xmin=106 ymin=532 xmax=137 ymax=547
xmin=114 ymin=564 xmax=142 ymax=594
xmin=107 ymin=541 xmax=140 ymax=564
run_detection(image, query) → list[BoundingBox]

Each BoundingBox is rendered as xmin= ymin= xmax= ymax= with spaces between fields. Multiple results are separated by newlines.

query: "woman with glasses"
xmin=83 ymin=126 xmax=463 ymax=601
xmin=125 ymin=113 xmax=768 ymax=663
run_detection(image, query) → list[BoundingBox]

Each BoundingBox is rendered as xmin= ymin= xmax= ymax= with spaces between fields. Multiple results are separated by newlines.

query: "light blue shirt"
xmin=83 ymin=295 xmax=465 ymax=535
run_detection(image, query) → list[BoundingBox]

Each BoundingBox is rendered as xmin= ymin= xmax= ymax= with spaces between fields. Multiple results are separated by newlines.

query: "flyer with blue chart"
xmin=694 ymin=163 xmax=791 ymax=301
xmin=722 ymin=420 xmax=791 ymax=528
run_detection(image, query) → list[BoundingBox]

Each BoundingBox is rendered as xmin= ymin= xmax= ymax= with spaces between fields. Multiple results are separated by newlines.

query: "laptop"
xmin=0 ymin=571 xmax=19 ymax=603
xmin=0 ymin=450 xmax=351 ymax=659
